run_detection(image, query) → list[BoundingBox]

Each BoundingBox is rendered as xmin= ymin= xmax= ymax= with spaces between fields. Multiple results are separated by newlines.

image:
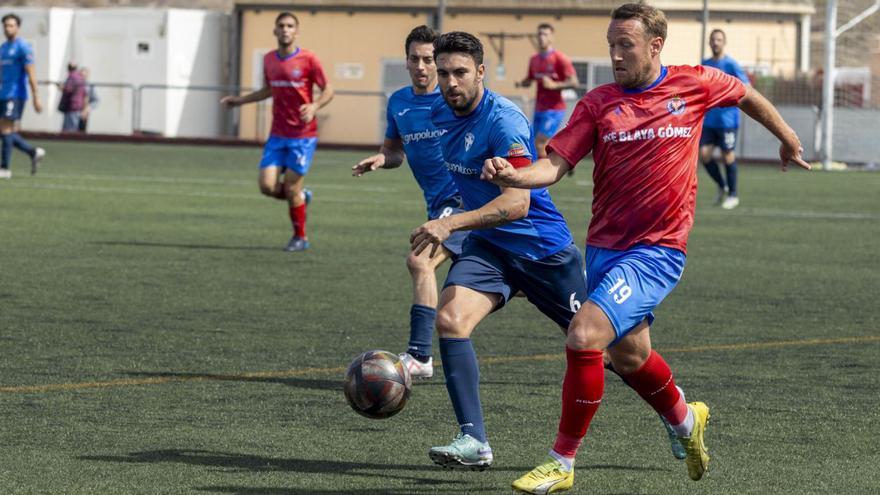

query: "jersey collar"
xmin=622 ymin=65 xmax=668 ymax=94
xmin=276 ymin=46 xmax=300 ymax=61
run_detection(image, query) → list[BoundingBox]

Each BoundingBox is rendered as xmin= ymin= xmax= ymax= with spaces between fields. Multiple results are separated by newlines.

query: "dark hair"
xmin=611 ymin=3 xmax=667 ymax=41
xmin=709 ymin=28 xmax=726 ymax=40
xmin=2 ymin=14 xmax=21 ymax=27
xmin=537 ymin=23 xmax=554 ymax=32
xmin=275 ymin=11 xmax=299 ymax=26
xmin=405 ymin=25 xmax=440 ymax=56
xmin=433 ymin=31 xmax=484 ymax=65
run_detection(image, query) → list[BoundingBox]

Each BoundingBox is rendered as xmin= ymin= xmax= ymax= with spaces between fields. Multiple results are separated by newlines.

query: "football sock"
xmin=668 ymin=403 xmax=695 ymax=437
xmin=10 ymin=133 xmax=35 ymax=157
xmin=1 ymin=134 xmax=12 ymax=168
xmin=725 ymin=161 xmax=738 ymax=196
xmin=289 ymin=203 xmax=307 ymax=238
xmin=439 ymin=338 xmax=486 ymax=443
xmin=553 ymin=348 xmax=604 ymax=458
xmin=622 ymin=350 xmax=688 ymax=427
xmin=702 ymin=159 xmax=726 ymax=190
xmin=407 ymin=304 xmax=435 ymax=361
xmin=549 ymin=449 xmax=574 ymax=472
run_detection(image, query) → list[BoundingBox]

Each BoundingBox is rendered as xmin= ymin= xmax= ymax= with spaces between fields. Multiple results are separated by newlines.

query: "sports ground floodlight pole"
xmin=821 ymin=0 xmax=880 ymax=170
xmin=700 ymin=0 xmax=709 ymax=62
xmin=436 ymin=0 xmax=447 ymax=32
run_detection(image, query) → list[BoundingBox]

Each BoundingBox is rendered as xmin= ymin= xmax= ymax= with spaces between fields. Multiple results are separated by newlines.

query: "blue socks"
xmin=702 ymin=159 xmax=726 ymax=190
xmin=725 ymin=162 xmax=738 ymax=196
xmin=407 ymin=304 xmax=435 ymax=361
xmin=439 ymin=338 xmax=486 ymax=442
xmin=11 ymin=133 xmax=35 ymax=157
xmin=1 ymin=134 xmax=12 ymax=168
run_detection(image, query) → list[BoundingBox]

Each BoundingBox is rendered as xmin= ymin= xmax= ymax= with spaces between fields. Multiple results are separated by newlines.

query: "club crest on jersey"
xmin=292 ymin=67 xmax=303 ymax=78
xmin=464 ymin=132 xmax=475 ymax=151
xmin=507 ymin=142 xmax=526 ymax=158
xmin=666 ymin=96 xmax=686 ymax=115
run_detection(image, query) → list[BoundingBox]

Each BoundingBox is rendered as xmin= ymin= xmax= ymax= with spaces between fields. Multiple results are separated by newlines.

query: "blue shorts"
xmin=700 ymin=127 xmax=738 ymax=152
xmin=429 ymin=196 xmax=468 ymax=257
xmin=259 ymin=136 xmax=318 ymax=175
xmin=0 ymin=99 xmax=24 ymax=121
xmin=585 ymin=244 xmax=686 ymax=345
xmin=444 ymin=236 xmax=588 ymax=329
xmin=532 ymin=110 xmax=566 ymax=139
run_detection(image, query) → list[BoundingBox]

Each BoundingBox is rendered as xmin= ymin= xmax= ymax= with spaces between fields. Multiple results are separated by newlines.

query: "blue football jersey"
xmin=431 ymin=89 xmax=572 ymax=260
xmin=701 ymin=56 xmax=749 ymax=129
xmin=0 ymin=38 xmax=34 ymax=100
xmin=385 ymin=86 xmax=460 ymax=214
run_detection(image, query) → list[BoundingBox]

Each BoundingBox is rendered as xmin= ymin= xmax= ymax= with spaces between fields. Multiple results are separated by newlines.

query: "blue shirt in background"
xmin=701 ymin=55 xmax=749 ymax=129
xmin=431 ymin=88 xmax=572 ymax=260
xmin=385 ymin=86 xmax=460 ymax=215
xmin=0 ymin=38 xmax=34 ymax=101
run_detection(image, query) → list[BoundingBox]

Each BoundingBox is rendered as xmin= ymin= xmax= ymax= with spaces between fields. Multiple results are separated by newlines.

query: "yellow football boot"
xmin=678 ymin=401 xmax=711 ymax=480
xmin=512 ymin=457 xmax=574 ymax=494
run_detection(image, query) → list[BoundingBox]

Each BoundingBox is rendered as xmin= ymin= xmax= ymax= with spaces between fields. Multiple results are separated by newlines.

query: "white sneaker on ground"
xmin=721 ymin=196 xmax=740 ymax=210
xmin=0 ymin=168 xmax=11 ymax=179
xmin=399 ymin=352 xmax=433 ymax=379
xmin=31 ymin=147 xmax=45 ymax=175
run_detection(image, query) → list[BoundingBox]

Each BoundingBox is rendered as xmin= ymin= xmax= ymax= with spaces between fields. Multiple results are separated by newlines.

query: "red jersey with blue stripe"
xmin=263 ymin=48 xmax=327 ymax=138
xmin=528 ymin=49 xmax=575 ymax=111
xmin=547 ymin=65 xmax=747 ymax=253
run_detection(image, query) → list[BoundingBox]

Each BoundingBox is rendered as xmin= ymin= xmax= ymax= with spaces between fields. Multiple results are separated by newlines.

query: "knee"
xmin=258 ymin=182 xmax=276 ymax=197
xmin=435 ymin=309 xmax=466 ymax=338
xmin=565 ymin=321 xmax=608 ymax=351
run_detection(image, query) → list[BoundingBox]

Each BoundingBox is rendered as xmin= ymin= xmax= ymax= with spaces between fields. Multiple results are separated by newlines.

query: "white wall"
xmin=11 ymin=7 xmax=228 ymax=137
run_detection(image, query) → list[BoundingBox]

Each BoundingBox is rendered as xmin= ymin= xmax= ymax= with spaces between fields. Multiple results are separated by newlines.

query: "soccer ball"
xmin=344 ymin=350 xmax=412 ymax=419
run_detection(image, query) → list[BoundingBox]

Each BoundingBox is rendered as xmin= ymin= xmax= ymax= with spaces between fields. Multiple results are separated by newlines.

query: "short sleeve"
xmin=489 ymin=109 xmax=533 ymax=167
xmin=527 ymin=56 xmax=535 ymax=80
xmin=384 ymin=100 xmax=400 ymax=140
xmin=558 ymin=52 xmax=576 ymax=79
xmin=311 ymin=54 xmax=328 ymax=90
xmin=546 ymin=99 xmax=597 ymax=168
xmin=699 ymin=65 xmax=747 ymax=111
xmin=22 ymin=42 xmax=34 ymax=66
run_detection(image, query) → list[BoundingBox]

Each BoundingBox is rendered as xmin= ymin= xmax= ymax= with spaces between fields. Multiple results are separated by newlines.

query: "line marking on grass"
xmin=1 ymin=335 xmax=877 ymax=395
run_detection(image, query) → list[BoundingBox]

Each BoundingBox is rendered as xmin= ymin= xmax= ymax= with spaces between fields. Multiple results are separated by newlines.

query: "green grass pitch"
xmin=0 ymin=141 xmax=878 ymax=494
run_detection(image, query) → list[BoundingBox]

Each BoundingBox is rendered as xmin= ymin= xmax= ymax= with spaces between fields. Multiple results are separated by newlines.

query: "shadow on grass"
xmin=123 ymin=371 xmax=342 ymax=391
xmin=197 ymin=486 xmax=498 ymax=494
xmin=92 ymin=241 xmax=280 ymax=252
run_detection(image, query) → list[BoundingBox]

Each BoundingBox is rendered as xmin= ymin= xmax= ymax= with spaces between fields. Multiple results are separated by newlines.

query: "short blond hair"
xmin=611 ymin=3 xmax=668 ymax=41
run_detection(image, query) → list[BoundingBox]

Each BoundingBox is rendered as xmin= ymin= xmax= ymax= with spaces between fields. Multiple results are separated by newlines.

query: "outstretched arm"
xmin=481 ymin=152 xmax=572 ymax=189
xmin=410 ymin=186 xmax=530 ymax=257
xmin=352 ymin=138 xmax=405 ymax=176
xmin=220 ymin=82 xmax=271 ymax=107
xmin=738 ymin=86 xmax=810 ymax=171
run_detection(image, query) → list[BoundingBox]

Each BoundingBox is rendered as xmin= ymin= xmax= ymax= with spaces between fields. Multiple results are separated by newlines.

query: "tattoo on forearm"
xmin=480 ymin=208 xmax=511 ymax=228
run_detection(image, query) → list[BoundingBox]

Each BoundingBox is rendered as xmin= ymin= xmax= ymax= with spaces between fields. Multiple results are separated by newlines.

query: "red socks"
xmin=289 ymin=203 xmax=307 ymax=239
xmin=622 ymin=350 xmax=688 ymax=425
xmin=553 ymin=348 xmax=605 ymax=457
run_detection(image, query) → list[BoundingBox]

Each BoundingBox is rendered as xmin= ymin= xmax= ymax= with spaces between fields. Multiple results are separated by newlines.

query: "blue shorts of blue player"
xmin=428 ymin=196 xmax=468 ymax=258
xmin=259 ymin=136 xmax=318 ymax=175
xmin=532 ymin=109 xmax=565 ymax=139
xmin=585 ymin=243 xmax=685 ymax=344
xmin=444 ymin=236 xmax=588 ymax=329
xmin=699 ymin=127 xmax=738 ymax=153
xmin=0 ymin=99 xmax=25 ymax=121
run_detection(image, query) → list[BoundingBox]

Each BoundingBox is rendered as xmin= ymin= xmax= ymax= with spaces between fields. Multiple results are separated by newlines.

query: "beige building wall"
xmin=238 ymin=9 xmax=801 ymax=144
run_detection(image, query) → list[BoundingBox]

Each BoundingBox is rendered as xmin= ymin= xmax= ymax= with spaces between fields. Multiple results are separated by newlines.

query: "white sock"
xmin=671 ymin=404 xmax=696 ymax=437
xmin=549 ymin=449 xmax=574 ymax=472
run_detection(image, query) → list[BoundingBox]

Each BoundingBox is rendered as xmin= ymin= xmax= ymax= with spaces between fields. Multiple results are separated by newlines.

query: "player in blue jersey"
xmin=407 ymin=31 xmax=589 ymax=470
xmin=352 ymin=25 xmax=465 ymax=380
xmin=0 ymin=14 xmax=45 ymax=179
xmin=700 ymin=29 xmax=750 ymax=209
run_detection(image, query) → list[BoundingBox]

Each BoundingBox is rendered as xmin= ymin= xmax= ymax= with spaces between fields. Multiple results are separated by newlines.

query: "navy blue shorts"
xmin=444 ymin=236 xmax=588 ymax=328
xmin=0 ymin=99 xmax=24 ymax=121
xmin=259 ymin=136 xmax=318 ymax=175
xmin=700 ymin=127 xmax=737 ymax=152
xmin=585 ymin=244 xmax=686 ymax=345
xmin=429 ymin=196 xmax=468 ymax=257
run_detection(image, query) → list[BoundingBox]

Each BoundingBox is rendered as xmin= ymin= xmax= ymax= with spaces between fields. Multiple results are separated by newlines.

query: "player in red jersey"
xmin=516 ymin=23 xmax=578 ymax=159
xmin=484 ymin=4 xmax=810 ymax=493
xmin=221 ymin=12 xmax=334 ymax=252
